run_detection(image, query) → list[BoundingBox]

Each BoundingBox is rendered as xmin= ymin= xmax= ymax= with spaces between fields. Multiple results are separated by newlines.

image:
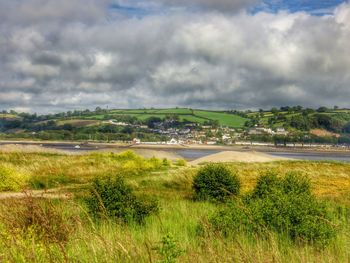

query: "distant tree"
xmin=146 ymin=117 xmax=162 ymax=128
xmin=343 ymin=122 xmax=350 ymax=133
xmin=271 ymin=107 xmax=279 ymax=115
xmin=317 ymin=106 xmax=328 ymax=113
xmin=292 ymin=105 xmax=303 ymax=112
xmin=302 ymin=108 xmax=315 ymax=116
xmin=280 ymin=106 xmax=290 ymax=112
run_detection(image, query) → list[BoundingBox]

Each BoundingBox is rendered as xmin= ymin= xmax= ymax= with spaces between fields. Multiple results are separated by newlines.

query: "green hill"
xmin=83 ymin=108 xmax=248 ymax=128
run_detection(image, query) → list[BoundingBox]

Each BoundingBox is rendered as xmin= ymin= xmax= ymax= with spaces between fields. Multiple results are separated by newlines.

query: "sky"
xmin=0 ymin=0 xmax=350 ymax=113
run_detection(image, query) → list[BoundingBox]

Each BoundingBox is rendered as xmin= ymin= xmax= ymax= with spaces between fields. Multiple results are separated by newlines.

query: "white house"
xmin=275 ymin=127 xmax=288 ymax=136
xmin=167 ymin=138 xmax=178 ymax=145
xmin=248 ymin=127 xmax=273 ymax=135
xmin=132 ymin=138 xmax=141 ymax=144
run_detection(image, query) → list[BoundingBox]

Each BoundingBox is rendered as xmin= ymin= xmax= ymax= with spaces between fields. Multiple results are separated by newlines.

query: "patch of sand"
xmin=190 ymin=151 xmax=289 ymax=165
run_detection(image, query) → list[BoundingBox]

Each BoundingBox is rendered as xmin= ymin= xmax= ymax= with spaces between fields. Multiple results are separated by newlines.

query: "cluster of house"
xmin=132 ymin=125 xmax=239 ymax=145
xmin=107 ymin=119 xmax=289 ymax=145
xmin=107 ymin=120 xmax=148 ymax=129
xmin=248 ymin=127 xmax=288 ymax=136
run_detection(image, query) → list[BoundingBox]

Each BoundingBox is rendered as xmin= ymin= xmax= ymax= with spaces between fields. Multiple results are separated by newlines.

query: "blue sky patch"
xmin=109 ymin=0 xmax=348 ymax=17
xmin=257 ymin=0 xmax=347 ymax=15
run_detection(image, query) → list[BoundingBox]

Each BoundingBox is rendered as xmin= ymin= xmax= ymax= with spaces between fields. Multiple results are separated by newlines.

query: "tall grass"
xmin=0 ymin=151 xmax=349 ymax=262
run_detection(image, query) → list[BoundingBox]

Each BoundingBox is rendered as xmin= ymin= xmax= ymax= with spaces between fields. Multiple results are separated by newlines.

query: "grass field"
xmin=0 ymin=151 xmax=349 ymax=262
xmin=68 ymin=108 xmax=249 ymax=128
xmin=0 ymin=113 xmax=20 ymax=120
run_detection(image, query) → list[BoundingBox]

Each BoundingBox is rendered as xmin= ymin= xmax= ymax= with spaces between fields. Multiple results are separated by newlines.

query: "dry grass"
xmin=0 ymin=151 xmax=349 ymax=262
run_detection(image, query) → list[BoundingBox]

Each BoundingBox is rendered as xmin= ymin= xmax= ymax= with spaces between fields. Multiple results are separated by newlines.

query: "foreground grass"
xmin=0 ymin=151 xmax=349 ymax=262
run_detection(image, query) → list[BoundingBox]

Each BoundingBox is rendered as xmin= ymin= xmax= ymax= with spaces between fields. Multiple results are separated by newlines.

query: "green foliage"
xmin=155 ymin=234 xmax=184 ymax=263
xmin=175 ymin=159 xmax=187 ymax=167
xmin=113 ymin=151 xmax=168 ymax=176
xmin=28 ymin=174 xmax=76 ymax=189
xmin=162 ymin=158 xmax=172 ymax=167
xmin=0 ymin=197 xmax=76 ymax=245
xmin=209 ymin=172 xmax=336 ymax=247
xmin=0 ymin=165 xmax=27 ymax=191
xmin=193 ymin=164 xmax=240 ymax=202
xmin=86 ymin=176 xmax=159 ymax=224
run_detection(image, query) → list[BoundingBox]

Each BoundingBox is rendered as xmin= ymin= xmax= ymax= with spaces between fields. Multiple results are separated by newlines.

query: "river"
xmin=1 ymin=142 xmax=350 ymax=162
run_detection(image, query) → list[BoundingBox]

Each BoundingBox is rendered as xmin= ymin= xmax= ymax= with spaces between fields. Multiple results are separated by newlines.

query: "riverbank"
xmin=1 ymin=139 xmax=350 ymax=154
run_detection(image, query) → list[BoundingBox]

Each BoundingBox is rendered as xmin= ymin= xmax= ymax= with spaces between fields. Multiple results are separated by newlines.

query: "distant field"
xmin=57 ymin=119 xmax=101 ymax=127
xmin=193 ymin=110 xmax=247 ymax=128
xmin=0 ymin=114 xmax=20 ymax=120
xmin=77 ymin=108 xmax=248 ymax=128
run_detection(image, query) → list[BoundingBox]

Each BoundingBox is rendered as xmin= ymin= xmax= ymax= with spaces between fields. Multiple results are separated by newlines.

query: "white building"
xmin=275 ymin=127 xmax=288 ymax=136
xmin=167 ymin=138 xmax=178 ymax=145
xmin=248 ymin=127 xmax=273 ymax=135
xmin=132 ymin=138 xmax=141 ymax=144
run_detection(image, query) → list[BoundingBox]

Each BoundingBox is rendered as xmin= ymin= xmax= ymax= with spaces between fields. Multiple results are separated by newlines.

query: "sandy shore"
xmin=189 ymin=151 xmax=288 ymax=165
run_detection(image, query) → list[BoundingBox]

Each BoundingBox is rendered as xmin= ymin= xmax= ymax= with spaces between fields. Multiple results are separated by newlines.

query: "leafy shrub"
xmin=175 ymin=159 xmax=187 ymax=167
xmin=209 ymin=172 xmax=336 ymax=247
xmin=193 ymin=164 xmax=240 ymax=202
xmin=0 ymin=165 xmax=27 ymax=191
xmin=113 ymin=151 xmax=169 ymax=176
xmin=162 ymin=158 xmax=172 ymax=167
xmin=115 ymin=150 xmax=140 ymax=161
xmin=86 ymin=176 xmax=159 ymax=224
xmin=154 ymin=234 xmax=184 ymax=263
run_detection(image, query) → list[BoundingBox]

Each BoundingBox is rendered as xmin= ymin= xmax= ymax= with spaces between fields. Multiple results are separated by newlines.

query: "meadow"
xmin=0 ymin=150 xmax=349 ymax=262
xmin=81 ymin=108 xmax=248 ymax=128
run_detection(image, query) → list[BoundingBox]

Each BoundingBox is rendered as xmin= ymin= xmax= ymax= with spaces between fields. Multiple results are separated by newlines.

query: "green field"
xmin=193 ymin=110 xmax=247 ymax=127
xmin=84 ymin=108 xmax=248 ymax=128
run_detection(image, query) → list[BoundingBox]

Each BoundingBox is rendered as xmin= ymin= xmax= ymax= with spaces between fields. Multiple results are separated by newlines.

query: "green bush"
xmin=175 ymin=159 xmax=187 ymax=167
xmin=86 ymin=176 xmax=159 ymax=224
xmin=0 ymin=165 xmax=27 ymax=191
xmin=209 ymin=172 xmax=336 ymax=247
xmin=193 ymin=164 xmax=240 ymax=202
xmin=154 ymin=234 xmax=184 ymax=263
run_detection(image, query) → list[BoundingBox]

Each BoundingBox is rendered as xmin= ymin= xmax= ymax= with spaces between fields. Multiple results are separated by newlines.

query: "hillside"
xmin=1 ymin=107 xmax=350 ymax=144
xmin=81 ymin=108 xmax=248 ymax=128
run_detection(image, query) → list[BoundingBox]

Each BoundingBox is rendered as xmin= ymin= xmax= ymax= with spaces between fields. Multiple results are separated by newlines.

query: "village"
xmin=106 ymin=119 xmax=291 ymax=146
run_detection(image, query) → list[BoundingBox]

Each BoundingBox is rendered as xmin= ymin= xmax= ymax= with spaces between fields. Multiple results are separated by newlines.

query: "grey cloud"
xmin=150 ymin=0 xmax=259 ymax=12
xmin=0 ymin=0 xmax=111 ymax=25
xmin=1 ymin=0 xmax=350 ymax=113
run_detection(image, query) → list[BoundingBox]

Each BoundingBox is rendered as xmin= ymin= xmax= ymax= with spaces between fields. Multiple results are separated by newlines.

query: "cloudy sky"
xmin=1 ymin=0 xmax=350 ymax=113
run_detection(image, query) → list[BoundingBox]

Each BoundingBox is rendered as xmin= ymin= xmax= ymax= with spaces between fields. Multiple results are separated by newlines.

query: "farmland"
xmin=85 ymin=108 xmax=248 ymax=128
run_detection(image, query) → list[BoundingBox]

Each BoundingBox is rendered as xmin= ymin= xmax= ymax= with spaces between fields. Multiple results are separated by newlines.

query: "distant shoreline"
xmin=1 ymin=139 xmax=350 ymax=155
